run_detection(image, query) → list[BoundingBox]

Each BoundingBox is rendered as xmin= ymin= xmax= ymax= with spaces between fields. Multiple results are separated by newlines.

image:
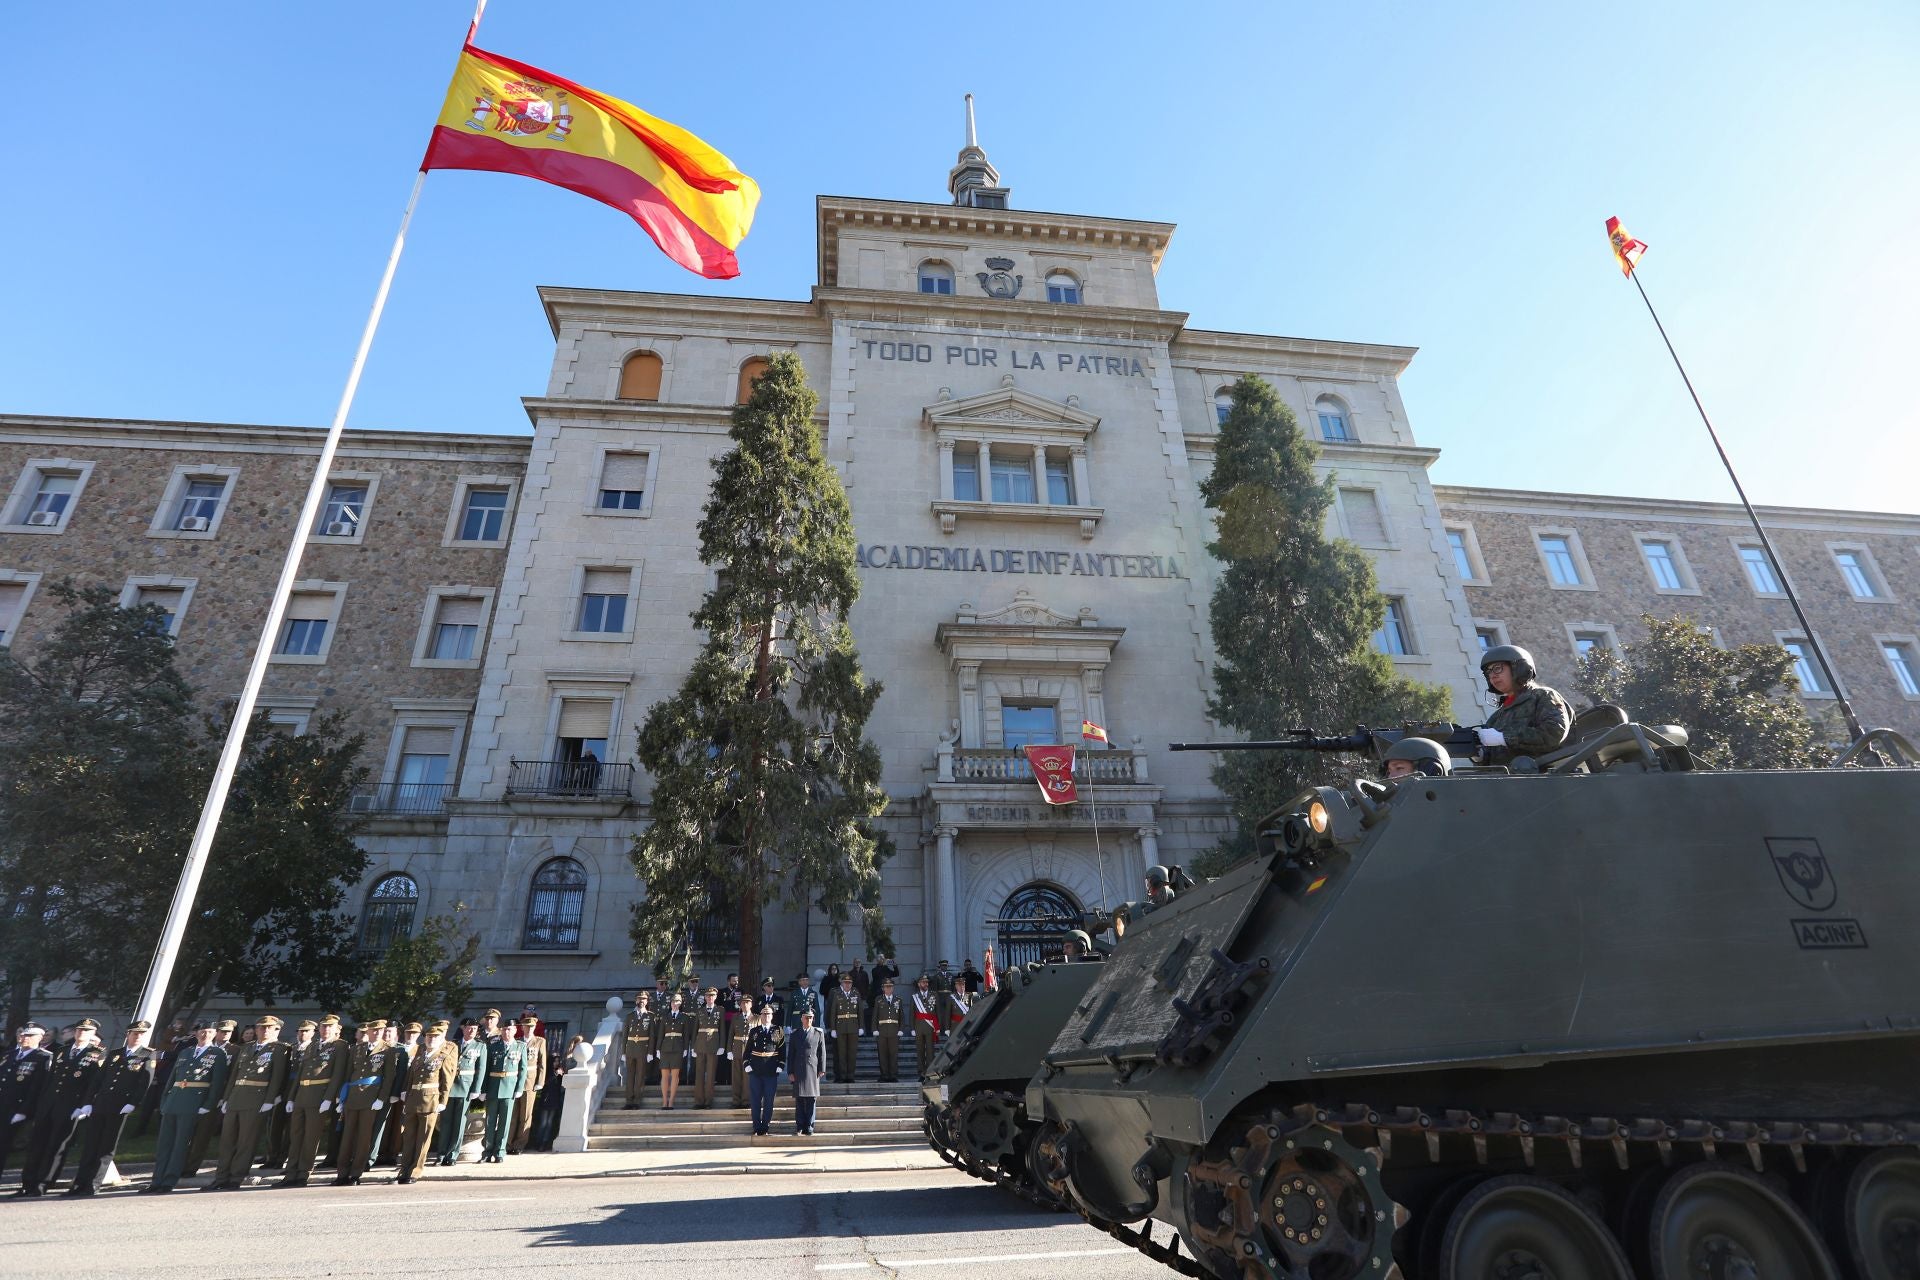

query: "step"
xmin=597 ymin=1104 xmax=917 ymax=1123
xmin=590 ymin=1130 xmax=928 ymax=1150
xmin=587 ymin=1116 xmax=924 ymax=1139
xmin=606 ymin=1085 xmax=920 ymax=1104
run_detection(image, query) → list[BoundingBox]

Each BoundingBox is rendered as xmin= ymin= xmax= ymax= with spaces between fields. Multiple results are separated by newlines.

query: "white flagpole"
xmin=1082 ymin=738 xmax=1110 ymax=914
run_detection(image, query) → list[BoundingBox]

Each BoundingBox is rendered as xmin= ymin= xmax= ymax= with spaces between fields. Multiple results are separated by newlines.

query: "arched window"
xmin=1314 ymin=395 xmax=1353 ymax=442
xmin=1214 ymin=386 xmax=1235 ymax=426
xmin=1045 ymin=272 xmax=1081 ymax=304
xmin=736 ymin=356 xmax=771 ymax=404
xmin=523 ymin=858 xmax=587 ymax=950
xmin=617 ymin=351 xmax=662 ymax=401
xmin=996 ymin=882 xmax=1082 ymax=967
xmin=918 ymin=260 xmax=955 ymax=295
xmin=358 ymin=873 xmax=418 ymax=956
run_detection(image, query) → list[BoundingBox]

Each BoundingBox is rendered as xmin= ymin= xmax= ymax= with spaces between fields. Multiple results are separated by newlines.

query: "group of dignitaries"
xmin=618 ymin=959 xmax=984 ymax=1136
xmin=0 ymin=1007 xmax=562 ymax=1196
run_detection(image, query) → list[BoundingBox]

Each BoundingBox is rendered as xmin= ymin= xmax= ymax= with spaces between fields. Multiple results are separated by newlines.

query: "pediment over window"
xmin=958 ymin=590 xmax=1097 ymax=630
xmin=923 ymin=381 xmax=1100 ymax=440
xmin=935 ymin=588 xmax=1124 ymax=660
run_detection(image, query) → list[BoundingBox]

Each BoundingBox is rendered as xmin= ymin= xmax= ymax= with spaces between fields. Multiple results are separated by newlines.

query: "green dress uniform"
xmin=653 ymin=1010 xmax=692 ymax=1103
xmin=927 ymin=967 xmax=956 ymax=1030
xmin=829 ymin=986 xmax=864 ymax=1082
xmin=509 ymin=1029 xmax=547 ymax=1153
xmin=727 ymin=1007 xmax=755 ymax=1106
xmin=209 ymin=1035 xmax=291 ymax=1188
xmin=66 ymin=1039 xmax=157 ymax=1195
xmin=369 ymin=1040 xmax=410 ymax=1166
xmin=910 ymin=987 xmax=941 ymax=1076
xmin=18 ymin=1039 xmax=108 ymax=1195
xmin=621 ymin=1004 xmax=654 ymax=1106
xmin=871 ymin=993 xmax=905 ymax=1082
xmin=333 ymin=1037 xmax=403 ymax=1184
xmin=787 ymin=983 xmax=822 ymax=1032
xmin=397 ymin=1040 xmax=459 ymax=1181
xmin=479 ymin=1035 xmax=528 ymax=1160
xmin=181 ymin=1034 xmax=234 ymax=1175
xmin=691 ymin=1004 xmax=725 ymax=1107
xmin=280 ymin=1034 xmax=349 ymax=1186
xmin=432 ymin=1035 xmax=487 ymax=1164
xmin=149 ymin=1044 xmax=229 ymax=1192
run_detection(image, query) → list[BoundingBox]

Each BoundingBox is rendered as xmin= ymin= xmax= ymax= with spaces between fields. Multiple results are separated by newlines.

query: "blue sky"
xmin=5 ymin=2 xmax=1915 ymax=513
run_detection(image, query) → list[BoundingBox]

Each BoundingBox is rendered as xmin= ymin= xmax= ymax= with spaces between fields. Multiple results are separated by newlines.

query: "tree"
xmin=353 ymin=904 xmax=488 ymax=1025
xmin=630 ymin=351 xmax=893 ymax=985
xmin=1574 ymin=614 xmax=1832 ymax=770
xmin=1198 ymin=376 xmax=1453 ymax=872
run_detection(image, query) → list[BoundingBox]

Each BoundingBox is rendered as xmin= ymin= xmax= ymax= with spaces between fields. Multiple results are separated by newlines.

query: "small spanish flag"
xmin=1081 ymin=719 xmax=1108 ymax=744
xmin=422 ymin=46 xmax=760 ymax=279
xmin=1605 ymin=216 xmax=1648 ymax=278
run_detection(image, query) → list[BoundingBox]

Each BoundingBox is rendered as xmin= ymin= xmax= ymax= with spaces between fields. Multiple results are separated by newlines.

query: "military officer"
xmin=867 ymin=956 xmax=900 ymax=1031
xmin=910 ymin=974 xmax=941 ymax=1076
xmin=758 ymin=976 xmax=785 ymax=1029
xmin=370 ymin=1021 xmax=412 ymax=1167
xmin=145 ymin=1022 xmax=228 ymax=1194
xmin=65 ymin=1019 xmax=156 ymax=1196
xmin=787 ymin=971 xmax=822 ymax=1033
xmin=621 ymin=993 xmax=653 ymax=1108
xmin=397 ymin=1021 xmax=458 ymax=1183
xmin=333 ymin=1018 xmax=402 ymax=1186
xmin=0 ymin=1023 xmax=52 ymax=1179
xmin=180 ymin=1016 xmax=237 ymax=1176
xmin=479 ymin=1015 xmax=528 ymax=1162
xmin=279 ymin=1014 xmax=348 ymax=1187
xmin=947 ymin=976 xmax=974 ymax=1030
xmin=927 ymin=961 xmax=956 ymax=1030
xmin=16 ymin=1017 xmax=105 ymax=1196
xmin=743 ymin=1004 xmax=784 ymax=1136
xmin=786 ymin=1008 xmax=826 ymax=1137
xmin=654 ymin=993 xmax=692 ymax=1110
xmin=432 ymin=1018 xmax=486 ymax=1166
xmin=509 ymin=1014 xmax=547 ymax=1153
xmin=691 ymin=989 xmax=725 ymax=1108
xmin=206 ymin=1014 xmax=290 ymax=1190
xmin=871 ymin=979 xmax=905 ymax=1082
xmin=727 ymin=997 xmax=756 ymax=1107
xmin=828 ymin=973 xmax=864 ymax=1083
xmin=261 ymin=1019 xmax=312 ymax=1170
xmin=1063 ymin=929 xmax=1099 ymax=962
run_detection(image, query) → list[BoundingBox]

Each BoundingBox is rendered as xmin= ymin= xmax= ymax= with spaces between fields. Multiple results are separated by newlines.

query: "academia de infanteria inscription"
xmin=856 ymin=544 xmax=1183 ymax=579
xmin=859 ymin=337 xmax=1147 ymax=378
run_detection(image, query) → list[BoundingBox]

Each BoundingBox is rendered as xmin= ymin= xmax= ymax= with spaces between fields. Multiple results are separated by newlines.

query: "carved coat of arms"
xmin=976 ymin=257 xmax=1023 ymax=300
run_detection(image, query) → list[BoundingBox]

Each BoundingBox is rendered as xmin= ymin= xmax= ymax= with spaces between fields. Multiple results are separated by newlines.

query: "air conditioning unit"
xmin=178 ymin=515 xmax=211 ymax=532
xmin=348 ymin=793 xmax=377 ymax=814
xmin=26 ymin=510 xmax=60 ymax=527
xmin=325 ymin=521 xmax=355 ymax=536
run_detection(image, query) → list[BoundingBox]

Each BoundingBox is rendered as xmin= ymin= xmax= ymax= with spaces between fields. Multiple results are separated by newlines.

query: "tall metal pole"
xmin=1627 ymin=270 xmax=1864 ymax=741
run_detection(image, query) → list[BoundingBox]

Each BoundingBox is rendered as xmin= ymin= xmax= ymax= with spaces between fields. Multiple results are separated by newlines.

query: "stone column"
xmin=932 ymin=825 xmax=959 ymax=966
xmin=1081 ymin=664 xmax=1108 ymax=749
xmin=1070 ymin=445 xmax=1091 ymax=506
xmin=938 ymin=438 xmax=956 ymax=501
xmin=957 ymin=662 xmax=982 ymax=748
xmin=1030 ymin=443 xmax=1048 ymax=504
xmin=1136 ymin=825 xmax=1162 ymax=876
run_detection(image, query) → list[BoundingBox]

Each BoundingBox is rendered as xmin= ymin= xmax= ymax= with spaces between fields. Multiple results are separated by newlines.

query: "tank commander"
xmin=1475 ymin=645 xmax=1572 ymax=765
xmin=1063 ymin=929 xmax=1101 ymax=962
xmin=1381 ymin=737 xmax=1452 ymax=780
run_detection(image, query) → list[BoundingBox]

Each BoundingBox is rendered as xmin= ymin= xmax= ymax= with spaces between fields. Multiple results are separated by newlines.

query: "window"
xmin=1780 ymin=637 xmax=1831 ymax=696
xmin=618 ymin=351 xmax=662 ymax=401
xmin=597 ymin=453 xmax=649 ymax=511
xmin=1831 ymin=547 xmax=1888 ymax=600
xmin=5 ymin=459 xmax=94 ymax=532
xmin=273 ymin=585 xmax=344 ymax=663
xmin=576 ymin=568 xmax=630 ymax=634
xmin=1883 ymin=641 xmax=1920 ymax=698
xmin=1535 ymin=532 xmax=1590 ymax=587
xmin=1447 ymin=530 xmax=1475 ymax=580
xmin=429 ymin=596 xmax=483 ymax=660
xmin=1045 ymin=272 xmax=1080 ymax=304
xmin=393 ymin=725 xmax=454 ymax=811
xmin=555 ymin=699 xmax=613 ymax=776
xmin=989 ymin=451 xmax=1036 ymax=504
xmin=0 ymin=579 xmax=32 ymax=647
xmin=1001 ymin=702 xmax=1057 ymax=749
xmin=1044 ymin=456 xmax=1074 ymax=505
xmin=1738 ymin=544 xmax=1784 ymax=595
xmin=1339 ymin=488 xmax=1388 ymax=545
xmin=523 ymin=858 xmax=587 ymax=950
xmin=918 ymin=261 xmax=955 ymax=295
xmin=175 ymin=478 xmax=226 ymax=531
xmin=132 ymin=584 xmax=187 ymax=637
xmin=315 ymin=482 xmax=368 ymax=538
xmin=951 ymin=446 xmax=981 ymax=502
xmin=1372 ymin=598 xmax=1412 ymax=656
xmin=1640 ymin=539 xmax=1683 ymax=590
xmin=458 ymin=487 xmax=509 ymax=542
xmin=737 ymin=356 xmax=771 ymax=404
xmin=1314 ymin=396 xmax=1353 ymax=442
xmin=358 ymin=874 xmax=418 ymax=956
xmin=1572 ymin=630 xmax=1614 ymax=657
xmin=28 ymin=474 xmax=75 ymax=522
xmin=1474 ymin=626 xmax=1503 ymax=651
xmin=1214 ymin=387 xmax=1234 ymax=425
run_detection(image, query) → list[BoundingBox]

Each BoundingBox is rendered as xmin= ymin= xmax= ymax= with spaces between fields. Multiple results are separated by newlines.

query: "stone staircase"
xmin=592 ymin=1028 xmax=927 ymax=1149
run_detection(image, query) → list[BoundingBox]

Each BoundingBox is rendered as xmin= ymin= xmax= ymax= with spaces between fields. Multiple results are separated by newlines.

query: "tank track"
xmin=924 ymin=1090 xmax=1069 ymax=1213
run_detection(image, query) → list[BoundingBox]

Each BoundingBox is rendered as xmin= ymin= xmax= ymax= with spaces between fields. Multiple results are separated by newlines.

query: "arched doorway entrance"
xmin=995 ymin=882 xmax=1082 ymax=968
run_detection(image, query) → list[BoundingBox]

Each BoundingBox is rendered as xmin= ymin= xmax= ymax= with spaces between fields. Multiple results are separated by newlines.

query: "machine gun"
xmin=1169 ymin=722 xmax=1481 ymax=762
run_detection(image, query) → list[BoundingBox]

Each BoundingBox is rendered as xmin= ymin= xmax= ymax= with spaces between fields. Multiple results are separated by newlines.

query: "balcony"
xmin=939 ymin=746 xmax=1144 ymax=785
xmin=505 ymin=759 xmax=634 ymax=801
xmin=348 ymin=781 xmax=454 ymax=816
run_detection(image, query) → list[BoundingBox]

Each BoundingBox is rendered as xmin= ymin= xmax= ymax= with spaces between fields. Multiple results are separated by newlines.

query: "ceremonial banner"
xmin=1605 ymin=216 xmax=1648 ymax=278
xmin=422 ymin=45 xmax=760 ymax=279
xmin=1025 ymin=744 xmax=1078 ymax=805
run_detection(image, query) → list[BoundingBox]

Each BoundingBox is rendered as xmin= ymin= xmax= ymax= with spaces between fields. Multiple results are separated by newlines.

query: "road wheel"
xmin=1437 ymin=1173 xmax=1632 ymax=1279
xmin=1648 ymin=1161 xmax=1839 ymax=1280
xmin=1843 ymin=1150 xmax=1920 ymax=1279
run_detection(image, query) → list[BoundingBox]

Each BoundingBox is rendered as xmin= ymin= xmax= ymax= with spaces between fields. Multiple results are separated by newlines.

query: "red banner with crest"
xmin=1025 ymin=744 xmax=1079 ymax=805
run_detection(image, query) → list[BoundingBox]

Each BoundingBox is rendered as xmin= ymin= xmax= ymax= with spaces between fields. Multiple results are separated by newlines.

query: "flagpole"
xmin=1626 ymin=270 xmax=1864 ymax=741
xmin=1082 ymin=742 xmax=1110 ymax=914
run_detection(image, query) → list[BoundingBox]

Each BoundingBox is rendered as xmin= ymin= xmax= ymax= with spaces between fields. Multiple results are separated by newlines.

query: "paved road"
xmin=1 ymin=1168 xmax=1176 ymax=1279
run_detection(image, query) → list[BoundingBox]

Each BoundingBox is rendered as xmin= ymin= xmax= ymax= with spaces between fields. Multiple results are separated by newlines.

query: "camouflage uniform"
xmin=1486 ymin=685 xmax=1574 ymax=761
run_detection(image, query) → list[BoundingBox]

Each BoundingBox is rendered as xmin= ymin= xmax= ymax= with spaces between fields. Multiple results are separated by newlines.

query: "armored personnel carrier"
xmin=1022 ymin=719 xmax=1920 ymax=1278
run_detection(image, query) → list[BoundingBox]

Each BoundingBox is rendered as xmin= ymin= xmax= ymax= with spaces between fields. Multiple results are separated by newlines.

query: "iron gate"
xmin=995 ymin=882 xmax=1082 ymax=967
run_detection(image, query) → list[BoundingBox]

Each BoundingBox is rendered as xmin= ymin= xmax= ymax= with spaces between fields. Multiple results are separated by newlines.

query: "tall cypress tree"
xmin=1201 ymin=376 xmax=1452 ymax=864
xmin=630 ymin=352 xmax=892 ymax=986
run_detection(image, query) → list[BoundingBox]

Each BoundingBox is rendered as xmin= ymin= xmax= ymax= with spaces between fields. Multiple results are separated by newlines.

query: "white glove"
xmin=10 ymin=1113 xmax=22 ymax=1124
xmin=285 ymin=1102 xmax=295 ymax=1113
xmin=371 ymin=1098 xmax=385 ymax=1111
xmin=743 ymin=1065 xmax=752 ymax=1075
xmin=725 ymin=1051 xmax=734 ymax=1060
xmin=435 ymin=1104 xmax=445 ymax=1113
xmin=859 ymin=1029 xmax=868 ymax=1037
xmin=260 ymin=1102 xmax=273 ymax=1113
xmin=320 ymin=1100 xmax=333 ymax=1113
xmin=120 ymin=1104 xmax=135 ymax=1115
xmin=219 ymin=1101 xmax=228 ymax=1114
xmin=1478 ymin=727 xmax=1505 ymax=747
xmin=899 ymin=1030 xmax=907 ymax=1038
xmin=647 ymin=1053 xmax=655 ymax=1062
xmin=397 ymin=1093 xmax=407 ymax=1102
xmin=72 ymin=1105 xmax=90 ymax=1120
xmin=829 ymin=1030 xmax=837 ymax=1039
xmin=197 ymin=1107 xmax=209 ymax=1115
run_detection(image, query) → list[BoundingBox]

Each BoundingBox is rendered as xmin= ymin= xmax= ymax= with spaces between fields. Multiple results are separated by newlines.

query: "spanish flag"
xmin=1605 ymin=216 xmax=1647 ymax=278
xmin=422 ymin=46 xmax=760 ymax=279
xmin=1081 ymin=719 xmax=1108 ymax=744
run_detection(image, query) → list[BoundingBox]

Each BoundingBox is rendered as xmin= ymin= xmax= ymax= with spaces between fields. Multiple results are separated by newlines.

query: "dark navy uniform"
xmin=67 ymin=1027 xmax=157 ymax=1195
xmin=0 ymin=1033 xmax=53 ymax=1179
xmin=18 ymin=1029 xmax=107 ymax=1195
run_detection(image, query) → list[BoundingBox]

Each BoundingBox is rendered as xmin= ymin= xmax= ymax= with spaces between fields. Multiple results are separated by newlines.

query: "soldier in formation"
xmin=64 ymin=1019 xmax=155 ymax=1197
xmin=396 ymin=1020 xmax=458 ymax=1184
xmin=867 ymin=956 xmax=900 ymax=1030
xmin=727 ymin=995 xmax=755 ymax=1107
xmin=947 ymin=976 xmax=973 ymax=1029
xmin=509 ymin=1013 xmax=547 ymax=1153
xmin=653 ymin=993 xmax=691 ymax=1110
xmin=828 ymin=972 xmax=864 ymax=1083
xmin=743 ymin=1003 xmax=784 ymax=1136
xmin=0 ymin=1023 xmax=52 ymax=1180
xmin=926 ymin=961 xmax=956 ymax=1032
xmin=431 ymin=1017 xmax=486 ymax=1166
xmin=1476 ymin=644 xmax=1573 ymax=764
xmin=910 ymin=975 xmax=941 ymax=1077
xmin=691 ymin=988 xmax=725 ymax=1109
xmin=621 ymin=991 xmax=654 ymax=1108
xmin=261 ymin=1018 xmax=312 ymax=1170
xmin=333 ymin=1018 xmax=404 ymax=1185
xmin=479 ymin=1011 xmax=527 ymax=1162
xmin=206 ymin=1014 xmax=289 ymax=1190
xmin=180 ymin=1017 xmax=236 ymax=1177
xmin=146 ymin=1022 xmax=228 ymax=1194
xmin=758 ymin=976 xmax=785 ymax=1030
xmin=871 ymin=978 xmax=905 ymax=1082
xmin=15 ymin=1017 xmax=106 ymax=1196
xmin=280 ymin=1014 xmax=348 ymax=1187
